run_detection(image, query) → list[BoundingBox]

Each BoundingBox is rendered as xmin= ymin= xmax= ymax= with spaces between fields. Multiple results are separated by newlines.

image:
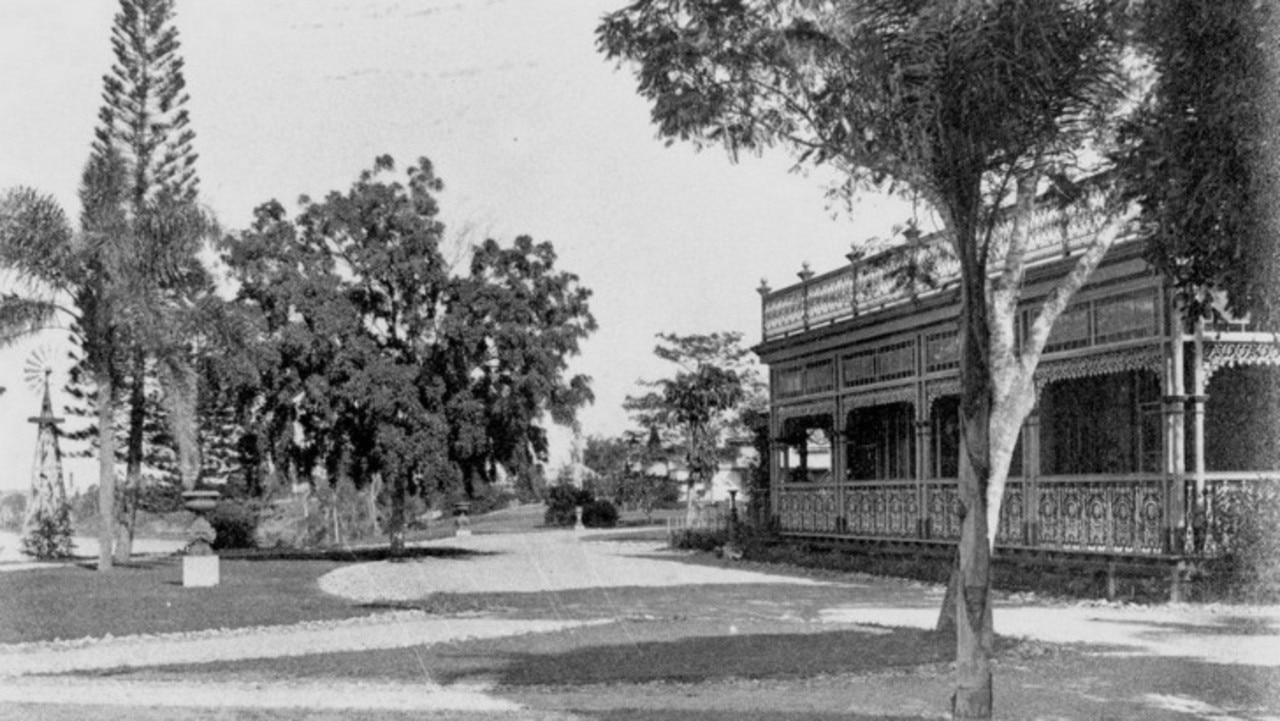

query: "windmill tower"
xmin=21 ymin=349 xmax=73 ymax=559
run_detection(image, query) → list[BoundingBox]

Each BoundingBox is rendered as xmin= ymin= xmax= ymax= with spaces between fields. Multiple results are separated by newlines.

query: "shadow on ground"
xmin=1090 ymin=615 xmax=1280 ymax=637
xmin=222 ymin=545 xmax=496 ymax=563
xmin=433 ymin=626 xmax=1007 ymax=686
xmin=577 ymin=712 xmax=928 ymax=721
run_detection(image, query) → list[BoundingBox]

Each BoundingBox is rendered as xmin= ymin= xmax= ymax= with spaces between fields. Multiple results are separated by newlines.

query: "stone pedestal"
xmin=574 ymin=505 xmax=585 ymax=532
xmin=454 ymin=502 xmax=472 ymax=538
xmin=183 ymin=555 xmax=220 ymax=587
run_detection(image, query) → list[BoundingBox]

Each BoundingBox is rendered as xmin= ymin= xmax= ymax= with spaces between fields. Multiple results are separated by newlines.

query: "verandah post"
xmin=1164 ymin=299 xmax=1187 ymax=554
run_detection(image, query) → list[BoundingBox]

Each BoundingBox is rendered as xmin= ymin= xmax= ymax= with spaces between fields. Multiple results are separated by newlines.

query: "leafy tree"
xmin=440 ymin=236 xmax=596 ymax=498
xmin=223 ymin=155 xmax=595 ymax=553
xmin=224 ymin=156 xmax=453 ymax=554
xmin=581 ymin=434 xmax=630 ymax=501
xmin=1118 ymin=0 xmax=1280 ymax=328
xmin=625 ymin=333 xmax=752 ymax=525
xmin=600 ymin=3 xmax=1132 ymax=716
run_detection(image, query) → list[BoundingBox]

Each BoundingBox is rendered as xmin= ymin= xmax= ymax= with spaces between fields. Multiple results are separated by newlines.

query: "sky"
xmin=0 ymin=0 xmax=908 ymax=494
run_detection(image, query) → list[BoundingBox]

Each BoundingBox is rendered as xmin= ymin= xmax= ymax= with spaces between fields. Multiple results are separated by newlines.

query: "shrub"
xmin=20 ymin=505 xmax=73 ymax=559
xmin=1212 ymin=485 xmax=1280 ymax=602
xmin=672 ymin=528 xmax=727 ymax=552
xmin=582 ymin=499 xmax=619 ymax=528
xmin=468 ymin=488 xmax=517 ymax=517
xmin=207 ymin=501 xmax=259 ymax=551
xmin=544 ymin=484 xmax=594 ymax=527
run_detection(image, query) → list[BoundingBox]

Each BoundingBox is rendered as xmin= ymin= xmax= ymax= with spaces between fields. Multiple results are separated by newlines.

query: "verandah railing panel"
xmin=777 ymin=475 xmax=1171 ymax=554
xmin=1035 ymin=475 xmax=1165 ymax=554
xmin=1196 ymin=472 xmax=1280 ymax=557
xmin=843 ymin=480 xmax=920 ymax=538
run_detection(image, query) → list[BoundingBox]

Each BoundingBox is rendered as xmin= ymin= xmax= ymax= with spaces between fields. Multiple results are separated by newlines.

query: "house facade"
xmin=754 ymin=203 xmax=1279 ymax=562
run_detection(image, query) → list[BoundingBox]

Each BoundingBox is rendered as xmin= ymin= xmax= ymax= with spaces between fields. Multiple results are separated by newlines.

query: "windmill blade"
xmin=22 ymin=344 xmax=65 ymax=393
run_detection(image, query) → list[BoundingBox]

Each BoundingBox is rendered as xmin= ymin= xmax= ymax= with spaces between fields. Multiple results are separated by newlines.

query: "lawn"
xmin=0 ymin=555 xmax=375 ymax=643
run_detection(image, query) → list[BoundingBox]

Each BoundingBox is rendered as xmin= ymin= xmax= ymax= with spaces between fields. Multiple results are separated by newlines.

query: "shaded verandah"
xmin=769 ymin=324 xmax=1280 ymax=561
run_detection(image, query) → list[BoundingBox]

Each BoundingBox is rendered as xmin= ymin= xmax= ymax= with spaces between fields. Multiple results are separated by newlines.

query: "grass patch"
xmin=0 ymin=557 xmax=375 ymax=643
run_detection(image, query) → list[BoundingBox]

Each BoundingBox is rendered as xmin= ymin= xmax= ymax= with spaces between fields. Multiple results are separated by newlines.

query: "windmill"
xmin=20 ymin=346 xmax=73 ymax=558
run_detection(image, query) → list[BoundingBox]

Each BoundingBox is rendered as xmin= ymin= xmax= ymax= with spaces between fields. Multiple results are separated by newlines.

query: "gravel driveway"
xmin=318 ymin=528 xmax=826 ymax=601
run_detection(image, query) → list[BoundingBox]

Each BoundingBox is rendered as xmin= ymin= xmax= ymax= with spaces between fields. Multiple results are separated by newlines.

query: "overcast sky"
xmin=0 ymin=0 xmax=909 ymax=493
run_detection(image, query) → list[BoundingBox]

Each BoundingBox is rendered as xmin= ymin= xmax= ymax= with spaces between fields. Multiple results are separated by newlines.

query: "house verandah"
xmin=755 ymin=222 xmax=1280 ymax=574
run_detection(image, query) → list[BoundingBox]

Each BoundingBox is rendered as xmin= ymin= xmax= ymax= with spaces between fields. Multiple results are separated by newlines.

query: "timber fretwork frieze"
xmin=1203 ymin=340 xmax=1280 ymax=382
xmin=1034 ymin=345 xmax=1164 ymax=393
xmin=843 ymin=384 xmax=916 ymax=411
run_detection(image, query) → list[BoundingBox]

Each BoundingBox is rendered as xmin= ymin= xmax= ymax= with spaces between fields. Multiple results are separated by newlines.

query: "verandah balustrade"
xmin=772 ymin=473 xmax=1276 ymax=557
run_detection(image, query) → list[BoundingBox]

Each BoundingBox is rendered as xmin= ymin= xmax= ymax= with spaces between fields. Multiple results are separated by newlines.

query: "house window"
xmin=926 ymin=332 xmax=959 ymax=372
xmin=846 ymin=402 xmax=915 ymax=481
xmin=930 ymin=395 xmax=1023 ymax=479
xmin=778 ymin=415 xmax=834 ymax=483
xmin=1044 ymin=305 xmax=1091 ymax=353
xmin=931 ymin=396 xmax=961 ymax=479
xmin=1039 ymin=370 xmax=1161 ymax=475
xmin=776 ymin=367 xmax=804 ymax=399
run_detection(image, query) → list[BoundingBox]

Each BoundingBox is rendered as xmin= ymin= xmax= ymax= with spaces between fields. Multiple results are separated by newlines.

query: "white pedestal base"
xmin=183 ymin=555 xmax=220 ymax=587
xmin=455 ymin=528 xmax=472 ymax=538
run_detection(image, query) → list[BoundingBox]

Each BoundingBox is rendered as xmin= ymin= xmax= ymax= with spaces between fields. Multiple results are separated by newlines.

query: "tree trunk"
xmin=685 ymin=478 xmax=698 ymax=527
xmin=367 ymin=473 xmax=382 ymax=538
xmin=936 ymin=554 xmax=960 ymax=634
xmin=954 ymin=425 xmax=994 ymax=719
xmin=953 ymin=229 xmax=995 ymax=719
xmin=388 ymin=474 xmax=405 ymax=557
xmin=115 ymin=351 xmax=146 ymax=564
xmin=96 ymin=371 xmax=116 ymax=571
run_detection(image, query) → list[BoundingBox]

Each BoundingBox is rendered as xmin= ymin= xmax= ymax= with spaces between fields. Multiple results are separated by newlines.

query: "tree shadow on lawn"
xmin=1088 ymin=615 xmax=1280 ymax=636
xmin=433 ymin=626 xmax=1010 ymax=687
xmin=221 ymin=545 xmax=497 ymax=563
xmin=582 ymin=711 xmax=927 ymax=721
xmin=346 ymin=583 xmax=936 ymax=622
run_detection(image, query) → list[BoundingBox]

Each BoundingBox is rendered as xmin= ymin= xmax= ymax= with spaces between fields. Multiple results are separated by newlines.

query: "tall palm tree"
xmin=1 ymin=154 xmax=129 ymax=570
xmin=0 ymin=149 xmax=211 ymax=570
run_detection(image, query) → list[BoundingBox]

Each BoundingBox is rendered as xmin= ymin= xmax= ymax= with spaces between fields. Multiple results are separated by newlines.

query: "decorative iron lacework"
xmin=777 ymin=485 xmax=840 ymax=534
xmin=1203 ymin=341 xmax=1280 ymax=382
xmin=1036 ymin=478 xmax=1164 ymax=554
xmin=807 ymin=272 xmax=855 ymax=327
xmin=924 ymin=482 xmax=963 ymax=540
xmin=777 ymin=477 xmax=1172 ymax=555
xmin=1034 ymin=345 xmax=1163 ymax=391
xmin=1199 ymin=475 xmax=1280 ymax=557
xmin=761 ymin=187 xmax=1114 ymax=342
xmin=776 ymin=400 xmax=836 ymax=423
xmin=843 ymin=384 xmax=916 ymax=410
xmin=996 ymin=482 xmax=1027 ymax=545
xmin=763 ymin=286 xmax=806 ymax=338
xmin=842 ymin=483 xmax=919 ymax=538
